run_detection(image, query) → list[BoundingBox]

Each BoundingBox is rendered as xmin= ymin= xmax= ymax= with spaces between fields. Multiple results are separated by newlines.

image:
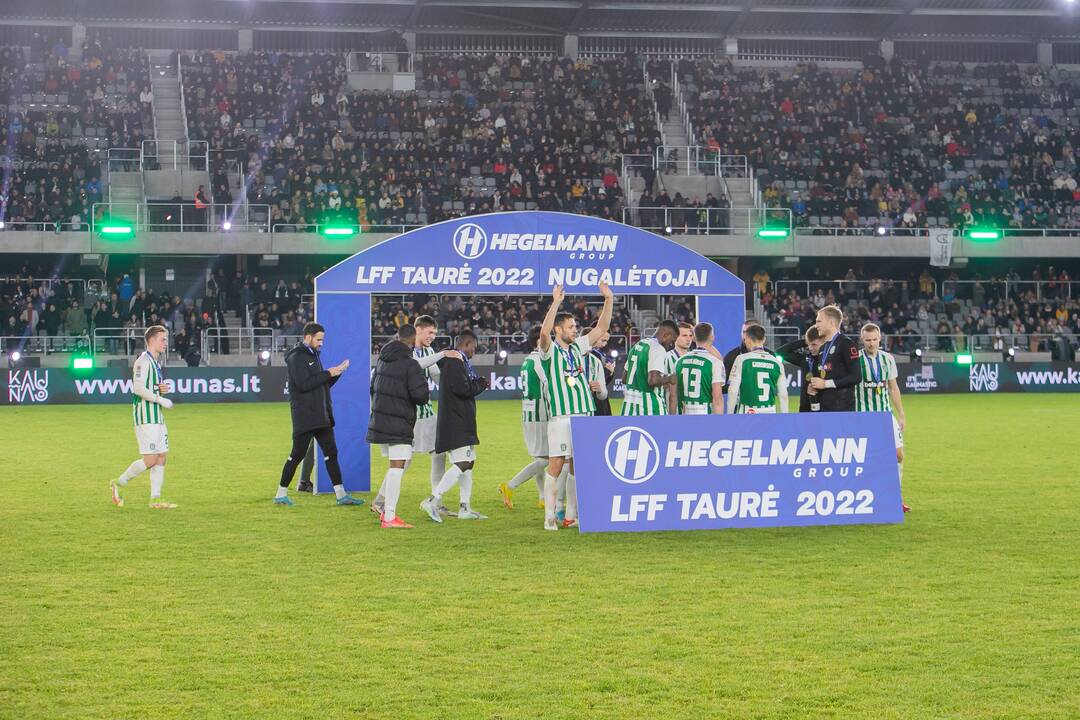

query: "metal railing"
xmin=793 ymin=226 xmax=1080 ymax=238
xmin=764 ymin=328 xmax=1076 ymax=356
xmin=347 ymin=51 xmax=413 ymax=74
xmin=141 ymin=139 xmax=208 ymax=172
xmin=92 ymin=202 xmax=270 ymax=233
xmin=655 ymin=149 xmax=748 ymax=178
xmin=770 ymin=278 xmax=1075 ymax=303
xmin=270 ymin=222 xmax=421 ymax=235
xmin=623 ymin=206 xmax=790 ymax=235
xmin=0 ymin=221 xmax=90 ymax=232
xmin=0 ymin=276 xmax=96 ymax=300
xmin=2 ymin=333 xmax=91 ymax=354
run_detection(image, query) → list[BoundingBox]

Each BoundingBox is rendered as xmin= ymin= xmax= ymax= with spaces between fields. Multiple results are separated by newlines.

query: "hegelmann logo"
xmin=452 ymin=223 xmax=487 ymax=259
xmin=605 ymin=426 xmax=660 ymax=484
xmin=969 ymin=363 xmax=999 ymax=392
xmin=8 ymin=369 xmax=49 ymax=403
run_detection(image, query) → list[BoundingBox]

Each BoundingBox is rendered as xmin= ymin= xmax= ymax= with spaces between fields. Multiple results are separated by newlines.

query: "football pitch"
xmin=2 ymin=395 xmax=1078 ymax=719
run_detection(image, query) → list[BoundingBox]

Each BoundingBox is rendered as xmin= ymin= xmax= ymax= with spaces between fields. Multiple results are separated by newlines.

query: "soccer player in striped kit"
xmin=674 ymin=322 xmax=726 ymax=415
xmin=620 ymin=320 xmax=678 ymax=416
xmin=664 ymin=322 xmax=694 ymax=414
xmin=538 ymin=282 xmax=614 ymax=530
xmin=499 ymin=325 xmax=550 ymax=510
xmin=726 ymin=324 xmax=789 ymax=415
xmin=110 ymin=325 xmax=176 ymax=509
xmin=856 ymin=322 xmax=910 ymax=513
xmin=409 ymin=314 xmax=455 ymax=516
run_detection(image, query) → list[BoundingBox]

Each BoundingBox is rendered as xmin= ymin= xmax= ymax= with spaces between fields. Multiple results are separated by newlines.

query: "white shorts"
xmin=547 ymin=415 xmax=587 ymax=458
xmin=735 ymin=405 xmax=777 ymax=415
xmin=379 ymin=444 xmax=413 ymax=462
xmin=892 ymin=415 xmax=904 ymax=449
xmin=447 ymin=446 xmax=475 ymax=464
xmin=523 ymin=420 xmax=549 ymax=458
xmin=412 ymin=415 xmax=437 ymax=453
xmin=681 ymin=404 xmax=710 ymax=416
xmin=135 ymin=423 xmax=169 ymax=455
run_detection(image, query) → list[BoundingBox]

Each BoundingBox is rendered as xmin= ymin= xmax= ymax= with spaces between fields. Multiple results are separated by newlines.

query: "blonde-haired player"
xmin=109 ymin=325 xmax=176 ymax=509
xmin=857 ymin=322 xmax=910 ymax=513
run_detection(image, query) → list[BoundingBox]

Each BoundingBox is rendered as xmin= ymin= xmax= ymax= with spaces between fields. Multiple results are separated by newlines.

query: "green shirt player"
xmin=664 ymin=322 xmax=695 ymax=414
xmin=538 ymin=282 xmax=614 ymax=531
xmin=726 ymin=323 xmax=789 ymax=414
xmin=109 ymin=325 xmax=177 ymax=509
xmin=621 ymin=320 xmax=678 ymax=416
xmin=857 ymin=322 xmax=910 ymax=513
xmin=498 ymin=325 xmax=550 ymax=511
xmin=675 ymin=322 xmax=727 ymax=414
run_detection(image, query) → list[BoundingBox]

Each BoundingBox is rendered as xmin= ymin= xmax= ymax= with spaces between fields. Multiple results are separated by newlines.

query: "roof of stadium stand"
xmin=0 ymin=0 xmax=1077 ymax=42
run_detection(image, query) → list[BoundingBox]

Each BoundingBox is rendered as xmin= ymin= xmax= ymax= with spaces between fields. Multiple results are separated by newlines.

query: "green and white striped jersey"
xmin=675 ymin=349 xmax=725 ymax=413
xmin=132 ymin=351 xmax=165 ymax=426
xmin=727 ymin=348 xmax=787 ymax=413
xmin=621 ymin=337 xmax=668 ymax=416
xmin=662 ymin=348 xmax=684 ymax=410
xmin=539 ymin=335 xmax=596 ymax=418
xmin=520 ymin=351 xmax=549 ymax=423
xmin=855 ymin=350 xmax=898 ymax=413
xmin=414 ymin=345 xmax=438 ymax=419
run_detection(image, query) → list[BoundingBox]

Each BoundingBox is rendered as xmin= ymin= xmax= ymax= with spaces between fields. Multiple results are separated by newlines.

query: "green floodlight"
xmin=321 ymin=225 xmax=357 ymax=238
xmin=99 ymin=222 xmax=134 ymax=237
xmin=955 ymin=353 xmax=974 ymax=365
xmin=72 ymin=356 xmax=94 ymax=370
xmin=967 ymin=228 xmax=1000 ymax=241
xmin=757 ymin=228 xmax=790 ymax=239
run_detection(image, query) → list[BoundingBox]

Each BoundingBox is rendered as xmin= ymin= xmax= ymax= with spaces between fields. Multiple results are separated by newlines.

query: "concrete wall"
xmin=2 ymin=229 xmax=1077 ymax=258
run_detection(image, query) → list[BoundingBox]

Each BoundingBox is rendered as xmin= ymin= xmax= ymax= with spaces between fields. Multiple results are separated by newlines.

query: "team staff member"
xmin=584 ymin=326 xmax=614 ymax=416
xmin=274 ymin=322 xmax=362 ymax=507
xmin=807 ymin=305 xmax=862 ymax=411
xmin=776 ymin=325 xmax=823 ymax=412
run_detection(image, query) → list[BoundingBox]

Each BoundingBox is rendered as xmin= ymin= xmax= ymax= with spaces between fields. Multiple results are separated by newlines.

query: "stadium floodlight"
xmin=11 ymin=350 xmax=21 ymax=363
xmin=757 ymin=228 xmax=790 ymax=239
xmin=260 ymin=350 xmax=270 ymax=360
xmin=876 ymin=226 xmax=887 ymax=236
xmin=257 ymin=349 xmax=271 ymax=367
xmin=664 ymin=226 xmax=673 ymax=234
xmin=0 ymin=220 xmax=5 ymax=229
xmin=955 ymin=353 xmax=974 ymax=365
xmin=1008 ymin=347 xmax=1017 ymax=358
xmin=72 ymin=356 xmax=93 ymax=370
xmin=321 ymin=225 xmax=357 ymax=238
xmin=967 ymin=229 xmax=1000 ymax=241
xmin=610 ymin=349 xmax=619 ymax=358
xmin=222 ymin=220 xmax=232 ymax=231
xmin=498 ymin=350 xmax=508 ymax=359
xmin=99 ymin=222 xmax=134 ymax=237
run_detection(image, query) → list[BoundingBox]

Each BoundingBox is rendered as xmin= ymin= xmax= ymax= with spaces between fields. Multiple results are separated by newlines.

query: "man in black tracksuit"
xmin=274 ymin=322 xmax=363 ymax=506
xmin=421 ymin=330 xmax=489 ymax=522
xmin=807 ymin=305 xmax=862 ymax=411
xmin=367 ymin=324 xmax=433 ymax=528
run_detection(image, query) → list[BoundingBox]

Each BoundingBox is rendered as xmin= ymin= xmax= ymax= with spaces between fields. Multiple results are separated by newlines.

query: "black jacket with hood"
xmin=366 ymin=339 xmax=429 ymax=445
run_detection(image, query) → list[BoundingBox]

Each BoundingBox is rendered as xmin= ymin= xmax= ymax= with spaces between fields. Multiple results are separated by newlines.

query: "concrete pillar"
xmin=564 ymin=34 xmax=579 ymax=60
xmin=1037 ymin=41 xmax=1052 ymax=67
xmin=71 ymin=23 xmax=86 ymax=60
xmin=724 ymin=38 xmax=738 ymax=57
xmin=881 ymin=39 xmax=894 ymax=62
xmin=239 ymin=28 xmax=253 ymax=52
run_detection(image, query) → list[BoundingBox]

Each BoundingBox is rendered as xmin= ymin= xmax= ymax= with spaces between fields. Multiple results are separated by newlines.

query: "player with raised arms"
xmin=538 ymin=282 xmax=614 ymax=530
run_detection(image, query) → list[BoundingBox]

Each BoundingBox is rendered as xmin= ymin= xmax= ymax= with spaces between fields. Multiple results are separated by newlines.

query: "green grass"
xmin=1 ymin=396 xmax=1079 ymax=719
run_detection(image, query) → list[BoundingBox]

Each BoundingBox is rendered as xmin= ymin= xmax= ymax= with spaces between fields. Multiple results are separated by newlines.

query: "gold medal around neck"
xmin=566 ymin=376 xmax=577 ymax=388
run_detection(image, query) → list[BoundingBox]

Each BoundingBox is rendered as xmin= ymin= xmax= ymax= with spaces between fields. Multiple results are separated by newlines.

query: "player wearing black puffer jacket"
xmin=366 ymin=325 xmax=433 ymax=529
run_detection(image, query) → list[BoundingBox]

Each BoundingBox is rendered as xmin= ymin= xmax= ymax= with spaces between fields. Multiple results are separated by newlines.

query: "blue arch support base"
xmin=312 ymin=211 xmax=745 ymax=493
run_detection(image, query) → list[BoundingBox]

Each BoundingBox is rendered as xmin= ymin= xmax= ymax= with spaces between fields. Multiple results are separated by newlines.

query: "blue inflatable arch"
xmin=312 ymin=211 xmax=745 ymax=492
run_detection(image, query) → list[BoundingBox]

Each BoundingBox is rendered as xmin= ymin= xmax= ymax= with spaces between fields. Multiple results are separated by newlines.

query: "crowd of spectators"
xmin=183 ymin=51 xmax=654 ymax=230
xmin=758 ymin=264 xmax=1078 ymax=356
xmin=0 ymin=37 xmax=149 ymax=229
xmin=682 ymin=57 xmax=1080 ymax=234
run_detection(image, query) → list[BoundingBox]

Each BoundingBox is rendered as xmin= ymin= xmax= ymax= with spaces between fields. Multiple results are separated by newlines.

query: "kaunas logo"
xmin=8 ymin=370 xmax=49 ymax=403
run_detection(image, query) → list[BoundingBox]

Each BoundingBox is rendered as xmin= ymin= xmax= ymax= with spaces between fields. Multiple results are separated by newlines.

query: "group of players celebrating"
xmin=109 ymin=284 xmax=908 ymax=521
